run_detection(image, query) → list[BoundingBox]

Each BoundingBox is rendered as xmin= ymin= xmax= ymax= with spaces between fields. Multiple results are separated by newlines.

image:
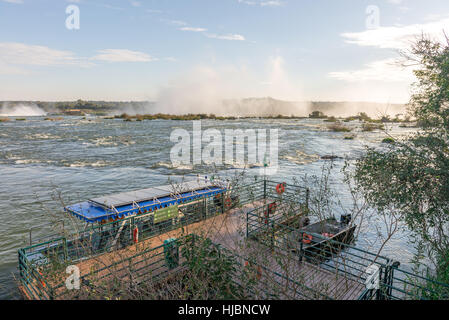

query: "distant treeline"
xmin=111 ymin=113 xmax=304 ymax=121
xmin=110 ymin=111 xmax=411 ymax=123
xmin=1 ymin=100 xmax=153 ymax=115
xmin=1 ymin=98 xmax=406 ymax=118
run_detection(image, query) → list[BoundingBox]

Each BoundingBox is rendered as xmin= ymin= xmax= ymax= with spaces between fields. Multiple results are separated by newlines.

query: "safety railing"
xmin=15 ymin=179 xmax=312 ymax=300
xmin=246 ymin=203 xmax=449 ymax=300
xmin=21 ymin=233 xmax=340 ymax=300
xmin=17 ymin=179 xmax=271 ymax=295
xmin=358 ymin=264 xmax=449 ymax=300
xmin=247 ymin=209 xmax=390 ymax=299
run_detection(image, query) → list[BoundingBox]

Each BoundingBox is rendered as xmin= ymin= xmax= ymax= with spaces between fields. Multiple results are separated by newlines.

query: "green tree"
xmin=353 ymin=35 xmax=449 ymax=275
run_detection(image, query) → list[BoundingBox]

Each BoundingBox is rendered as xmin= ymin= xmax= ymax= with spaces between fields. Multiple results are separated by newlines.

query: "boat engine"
xmin=340 ymin=214 xmax=352 ymax=224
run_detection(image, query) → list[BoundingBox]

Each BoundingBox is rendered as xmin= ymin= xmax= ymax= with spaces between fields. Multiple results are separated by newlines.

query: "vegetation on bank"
xmin=353 ymin=35 xmax=449 ymax=290
xmin=327 ymin=123 xmax=352 ymax=132
xmin=108 ymin=111 xmax=412 ymax=124
xmin=381 ymin=137 xmax=395 ymax=144
xmin=111 ymin=113 xmax=313 ymax=121
xmin=114 ymin=113 xmax=238 ymax=121
xmin=362 ymin=122 xmax=385 ymax=132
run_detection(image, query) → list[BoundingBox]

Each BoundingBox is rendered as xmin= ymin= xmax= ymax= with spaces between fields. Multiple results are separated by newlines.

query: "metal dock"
xmin=18 ymin=179 xmax=449 ymax=300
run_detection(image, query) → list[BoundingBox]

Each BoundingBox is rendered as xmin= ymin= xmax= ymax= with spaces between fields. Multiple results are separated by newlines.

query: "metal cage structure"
xmin=17 ymin=179 xmax=449 ymax=300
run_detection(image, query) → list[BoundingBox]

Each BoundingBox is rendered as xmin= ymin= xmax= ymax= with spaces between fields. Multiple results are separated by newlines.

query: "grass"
xmin=328 ymin=123 xmax=352 ymax=132
xmin=44 ymin=117 xmax=64 ymax=121
xmin=114 ymin=113 xmax=309 ymax=121
xmin=0 ymin=117 xmax=11 ymax=122
xmin=362 ymin=122 xmax=385 ymax=132
xmin=116 ymin=113 xmax=238 ymax=121
xmin=323 ymin=116 xmax=338 ymax=122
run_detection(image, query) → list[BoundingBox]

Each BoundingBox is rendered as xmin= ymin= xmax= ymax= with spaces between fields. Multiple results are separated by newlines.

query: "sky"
xmin=0 ymin=0 xmax=448 ymax=103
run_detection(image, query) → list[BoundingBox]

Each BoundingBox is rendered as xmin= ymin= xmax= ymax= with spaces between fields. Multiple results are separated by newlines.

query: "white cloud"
xmin=387 ymin=0 xmax=403 ymax=4
xmin=328 ymin=58 xmax=414 ymax=82
xmin=341 ymin=17 xmax=449 ymax=50
xmin=91 ymin=49 xmax=156 ymax=62
xmin=94 ymin=3 xmax=124 ymax=10
xmin=162 ymin=19 xmax=188 ymax=26
xmin=0 ymin=42 xmax=87 ymax=67
xmin=146 ymin=9 xmax=162 ymax=14
xmin=0 ymin=43 xmax=156 ymax=75
xmin=238 ymin=0 xmax=284 ymax=7
xmin=179 ymin=27 xmax=207 ymax=32
xmin=205 ymin=33 xmax=246 ymax=41
xmin=2 ymin=0 xmax=24 ymax=4
xmin=260 ymin=1 xmax=283 ymax=7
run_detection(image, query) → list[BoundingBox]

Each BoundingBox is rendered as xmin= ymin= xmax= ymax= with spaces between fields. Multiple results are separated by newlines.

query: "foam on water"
xmin=0 ymin=116 xmax=415 ymax=299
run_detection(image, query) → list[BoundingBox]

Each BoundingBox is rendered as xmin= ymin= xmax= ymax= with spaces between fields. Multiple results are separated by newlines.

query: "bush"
xmin=381 ymin=137 xmax=395 ymax=144
xmin=362 ymin=122 xmax=384 ymax=132
xmin=324 ymin=116 xmax=337 ymax=122
xmin=328 ymin=123 xmax=351 ymax=132
xmin=309 ymin=111 xmax=327 ymax=119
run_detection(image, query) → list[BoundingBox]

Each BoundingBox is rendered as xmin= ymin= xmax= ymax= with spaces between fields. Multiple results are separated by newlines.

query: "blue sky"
xmin=0 ymin=0 xmax=448 ymax=103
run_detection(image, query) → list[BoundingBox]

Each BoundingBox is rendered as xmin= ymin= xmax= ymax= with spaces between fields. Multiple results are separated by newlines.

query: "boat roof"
xmin=65 ymin=178 xmax=226 ymax=223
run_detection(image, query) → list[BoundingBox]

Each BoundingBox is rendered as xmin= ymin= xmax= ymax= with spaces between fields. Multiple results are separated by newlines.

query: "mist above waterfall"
xmin=148 ymin=56 xmax=312 ymax=117
xmin=0 ymin=103 xmax=47 ymax=117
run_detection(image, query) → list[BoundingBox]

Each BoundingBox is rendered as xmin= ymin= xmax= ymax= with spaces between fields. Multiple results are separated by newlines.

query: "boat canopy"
xmin=64 ymin=178 xmax=226 ymax=223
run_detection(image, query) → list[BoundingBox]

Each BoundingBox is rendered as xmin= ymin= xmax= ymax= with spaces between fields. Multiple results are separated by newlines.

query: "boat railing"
xmin=18 ymin=179 xmax=267 ymax=261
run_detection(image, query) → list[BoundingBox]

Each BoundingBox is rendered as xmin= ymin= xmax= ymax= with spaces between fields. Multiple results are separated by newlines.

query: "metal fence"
xmin=18 ymin=233 xmax=339 ymax=300
xmin=245 ymin=200 xmax=449 ymax=300
xmin=17 ymin=179 xmax=268 ymax=299
xmin=18 ymin=179 xmax=448 ymax=300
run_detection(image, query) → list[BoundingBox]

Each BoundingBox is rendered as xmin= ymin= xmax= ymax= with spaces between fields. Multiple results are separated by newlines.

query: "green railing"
xmin=245 ymin=201 xmax=449 ymax=300
xmin=20 ymin=179 xmax=307 ymax=267
xmin=19 ymin=233 xmax=336 ymax=300
xmin=358 ymin=264 xmax=449 ymax=300
xmin=29 ymin=179 xmax=449 ymax=301
xmin=17 ymin=179 xmax=274 ymax=298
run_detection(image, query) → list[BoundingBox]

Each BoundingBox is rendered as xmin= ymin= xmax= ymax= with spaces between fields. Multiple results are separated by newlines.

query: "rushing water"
xmin=0 ymin=116 xmax=418 ymax=299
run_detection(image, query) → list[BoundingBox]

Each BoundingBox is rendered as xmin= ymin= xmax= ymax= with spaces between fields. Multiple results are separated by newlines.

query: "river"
xmin=0 ymin=116 xmax=417 ymax=299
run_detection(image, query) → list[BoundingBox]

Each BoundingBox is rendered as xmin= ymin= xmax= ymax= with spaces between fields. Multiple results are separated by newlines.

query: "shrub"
xmin=309 ymin=111 xmax=327 ymax=119
xmin=382 ymin=137 xmax=395 ymax=144
xmin=328 ymin=123 xmax=351 ymax=132
xmin=362 ymin=122 xmax=384 ymax=132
